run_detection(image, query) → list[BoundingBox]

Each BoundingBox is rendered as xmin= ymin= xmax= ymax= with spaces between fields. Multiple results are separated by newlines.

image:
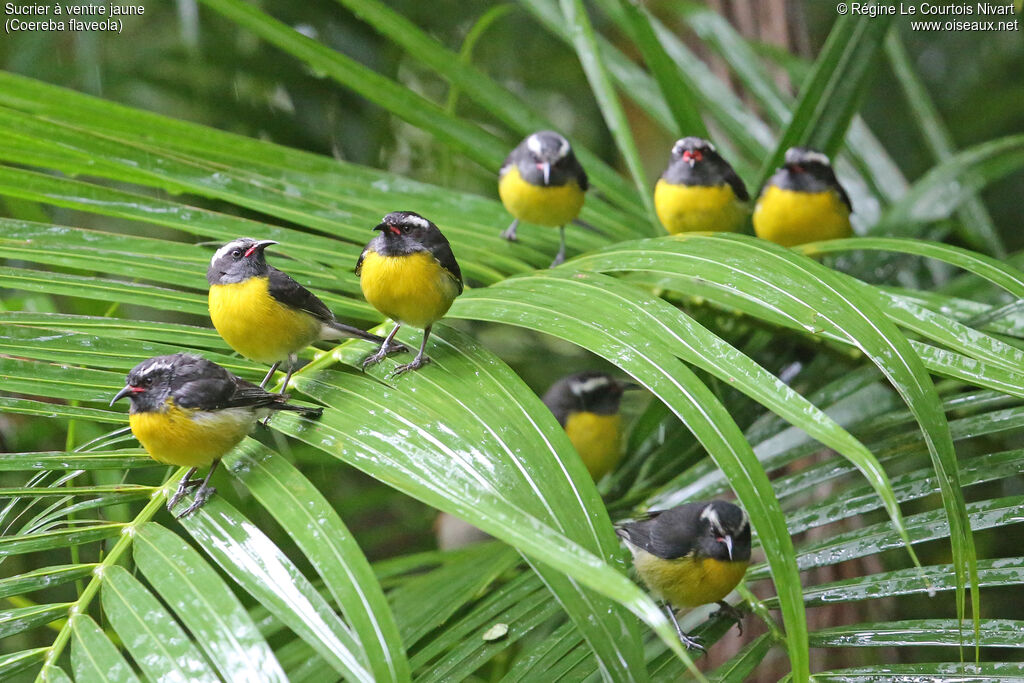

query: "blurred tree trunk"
xmin=706 ymin=0 xmax=810 ymax=94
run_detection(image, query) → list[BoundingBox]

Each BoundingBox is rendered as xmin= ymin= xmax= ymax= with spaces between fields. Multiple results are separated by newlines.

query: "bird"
xmin=616 ymin=500 xmax=751 ymax=652
xmin=753 ymin=147 xmax=853 ymax=246
xmin=542 ymin=371 xmax=639 ymax=482
xmin=207 ymin=237 xmax=394 ymax=391
xmin=498 ymin=130 xmax=588 ymax=267
xmin=110 ymin=352 xmax=323 ymax=518
xmin=356 ymin=211 xmax=463 ymax=377
xmin=654 ymin=137 xmax=749 ymax=235
xmin=432 ymin=371 xmax=637 ymax=551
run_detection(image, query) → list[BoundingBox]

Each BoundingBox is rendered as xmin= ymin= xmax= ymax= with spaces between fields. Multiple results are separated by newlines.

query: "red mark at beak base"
xmin=110 ymin=385 xmax=142 ymax=406
xmin=244 ymin=240 xmax=278 ymax=258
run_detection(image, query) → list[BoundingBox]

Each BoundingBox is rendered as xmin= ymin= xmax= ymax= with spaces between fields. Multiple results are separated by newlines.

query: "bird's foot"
xmin=677 ymin=632 xmax=706 ymax=654
xmin=362 ymin=342 xmax=409 ymax=370
xmin=174 ymin=483 xmax=216 ymax=519
xmin=548 ymin=253 xmax=565 ymax=268
xmin=166 ymin=471 xmax=202 ymax=510
xmin=714 ymin=601 xmax=746 ymax=636
xmin=389 ymin=355 xmax=430 ymax=379
xmin=501 ymin=220 xmax=519 ymax=242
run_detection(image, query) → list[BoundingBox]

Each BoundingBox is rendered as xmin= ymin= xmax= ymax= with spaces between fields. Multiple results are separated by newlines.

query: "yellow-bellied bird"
xmin=654 ymin=137 xmax=749 ymax=235
xmin=617 ymin=501 xmax=751 ymax=651
xmin=498 ymin=131 xmax=588 ymax=267
xmin=542 ymin=371 xmax=638 ymax=481
xmin=208 ymin=238 xmax=393 ymax=390
xmin=110 ymin=353 xmax=322 ymax=517
xmin=753 ymin=147 xmax=853 ymax=246
xmin=357 ymin=211 xmax=463 ymax=377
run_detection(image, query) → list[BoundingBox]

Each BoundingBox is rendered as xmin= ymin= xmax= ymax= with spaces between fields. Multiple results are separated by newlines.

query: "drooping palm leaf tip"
xmin=1 ymin=1 xmax=1022 ymax=681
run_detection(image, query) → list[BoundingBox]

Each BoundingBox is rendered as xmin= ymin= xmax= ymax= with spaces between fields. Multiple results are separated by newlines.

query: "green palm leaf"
xmin=2 ymin=3 xmax=1020 ymax=681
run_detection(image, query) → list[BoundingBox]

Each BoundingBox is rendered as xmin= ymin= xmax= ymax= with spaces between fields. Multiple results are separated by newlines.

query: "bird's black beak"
xmin=110 ymin=385 xmax=133 ymax=406
xmin=375 ymin=222 xmax=402 ymax=237
xmin=723 ymin=535 xmax=734 ymax=561
xmin=619 ymin=381 xmax=642 ymax=392
xmin=541 ymin=161 xmax=551 ymax=186
xmin=244 ymin=239 xmax=277 ymax=258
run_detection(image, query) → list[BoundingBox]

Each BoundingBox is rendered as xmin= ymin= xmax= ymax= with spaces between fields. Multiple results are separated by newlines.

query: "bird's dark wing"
xmin=834 ymin=174 xmax=853 ymax=213
xmin=168 ymin=355 xmax=276 ymax=411
xmin=570 ymin=154 xmax=589 ymax=192
xmin=498 ymin=147 xmax=519 ymax=180
xmin=723 ymin=165 xmax=750 ymax=202
xmin=424 ymin=232 xmax=464 ymax=294
xmin=226 ymin=377 xmax=323 ymax=416
xmin=225 ymin=378 xmax=289 ymax=409
xmin=267 ymin=267 xmax=334 ymax=324
xmin=616 ymin=516 xmax=694 ymax=560
xmin=167 ymin=356 xmax=235 ymax=410
xmin=818 ymin=165 xmax=853 ymax=212
xmin=615 ymin=503 xmax=704 ymax=560
xmin=173 ymin=376 xmax=258 ymax=411
xmin=542 ymin=394 xmax=570 ymax=428
xmin=355 ymin=245 xmax=370 ymax=277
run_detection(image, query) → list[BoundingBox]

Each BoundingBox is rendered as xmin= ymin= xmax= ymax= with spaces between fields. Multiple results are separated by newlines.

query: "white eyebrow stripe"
xmin=787 ymin=148 xmax=831 ymax=166
xmin=526 ymin=134 xmax=543 ymax=156
xmin=139 ymin=358 xmax=176 ymax=376
xmin=801 ymin=151 xmax=830 ymax=165
xmin=211 ymin=239 xmax=253 ymax=265
xmin=700 ymin=504 xmax=723 ymax=534
xmin=404 ymin=214 xmax=430 ymax=229
xmin=557 ymin=135 xmax=570 ymax=159
xmin=570 ymin=376 xmax=611 ymax=395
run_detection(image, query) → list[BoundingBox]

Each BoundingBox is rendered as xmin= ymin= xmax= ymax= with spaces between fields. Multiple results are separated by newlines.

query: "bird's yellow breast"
xmin=209 ymin=277 xmax=322 ymax=364
xmin=499 ymin=166 xmax=585 ymax=227
xmin=753 ymin=185 xmax=851 ymax=247
xmin=564 ymin=411 xmax=623 ymax=481
xmin=359 ymin=250 xmax=460 ymax=329
xmin=129 ymin=401 xmax=254 ymax=468
xmin=633 ymin=550 xmax=749 ymax=607
xmin=654 ymin=181 xmax=748 ymax=235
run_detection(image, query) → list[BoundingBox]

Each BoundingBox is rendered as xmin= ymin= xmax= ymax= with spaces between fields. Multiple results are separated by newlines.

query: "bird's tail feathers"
xmin=322 ymin=320 xmax=387 ymax=344
xmin=270 ymin=400 xmax=324 ymax=419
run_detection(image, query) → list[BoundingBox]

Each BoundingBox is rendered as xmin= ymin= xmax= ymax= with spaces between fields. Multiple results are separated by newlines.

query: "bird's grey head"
xmin=110 ymin=353 xmax=191 ymax=413
xmin=525 ymin=131 xmax=571 ymax=163
xmin=698 ymin=501 xmax=751 ymax=562
xmin=207 ymin=237 xmax=277 ymax=285
xmin=544 ymin=370 xmax=639 ymax=418
xmin=518 ymin=131 xmax=574 ymax=186
xmin=373 ymin=211 xmax=438 ymax=244
xmin=671 ymin=137 xmax=717 ymax=167
xmin=783 ymin=146 xmax=832 ymax=170
xmin=772 ymin=146 xmax=841 ymax=195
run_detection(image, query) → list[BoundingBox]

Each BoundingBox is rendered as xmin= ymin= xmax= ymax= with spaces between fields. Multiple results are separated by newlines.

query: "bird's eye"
xmin=231 ymin=249 xmax=242 ymax=259
xmin=142 ymin=376 xmax=153 ymax=386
